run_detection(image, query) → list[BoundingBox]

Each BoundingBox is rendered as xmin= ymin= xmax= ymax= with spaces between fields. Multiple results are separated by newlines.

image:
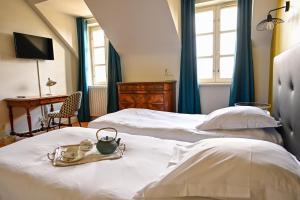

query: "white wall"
xmin=34 ymin=2 xmax=79 ymax=93
xmin=167 ymin=0 xmax=181 ymax=37
xmin=122 ymin=53 xmax=179 ymax=82
xmin=252 ymin=0 xmax=278 ymax=103
xmin=84 ymin=0 xmax=181 ymax=84
xmin=0 ymin=0 xmax=76 ymax=134
xmin=275 ymin=0 xmax=300 ymax=53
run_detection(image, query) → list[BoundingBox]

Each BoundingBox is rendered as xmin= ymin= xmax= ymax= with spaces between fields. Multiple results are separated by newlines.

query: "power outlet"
xmin=164 ymin=68 xmax=174 ymax=80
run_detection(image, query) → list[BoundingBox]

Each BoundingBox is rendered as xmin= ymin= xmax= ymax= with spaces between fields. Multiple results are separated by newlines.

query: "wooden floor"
xmin=72 ymin=121 xmax=88 ymax=128
xmin=20 ymin=121 xmax=89 ymax=139
xmin=4 ymin=121 xmax=90 ymax=146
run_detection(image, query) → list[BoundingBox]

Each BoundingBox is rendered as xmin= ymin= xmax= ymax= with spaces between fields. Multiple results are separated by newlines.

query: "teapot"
xmin=96 ymin=127 xmax=121 ymax=155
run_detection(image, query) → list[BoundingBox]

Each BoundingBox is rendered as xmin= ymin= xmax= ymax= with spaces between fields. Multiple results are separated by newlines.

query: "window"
xmin=195 ymin=2 xmax=237 ymax=83
xmin=88 ymin=25 xmax=108 ymax=86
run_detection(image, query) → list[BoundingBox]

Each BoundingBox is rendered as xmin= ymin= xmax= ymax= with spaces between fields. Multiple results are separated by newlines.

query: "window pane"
xmin=196 ymin=10 xmax=213 ymax=34
xmin=196 ymin=35 xmax=213 ymax=57
xmin=220 ymin=56 xmax=234 ymax=79
xmin=94 ymin=47 xmax=105 ymax=65
xmin=220 ymin=6 xmax=237 ymax=31
xmin=220 ymin=32 xmax=236 ymax=55
xmin=197 ymin=58 xmax=213 ymax=80
xmin=93 ymin=29 xmax=105 ymax=46
xmin=94 ymin=65 xmax=107 ymax=83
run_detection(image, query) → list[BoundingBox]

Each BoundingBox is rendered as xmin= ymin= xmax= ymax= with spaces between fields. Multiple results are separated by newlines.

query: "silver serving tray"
xmin=47 ymin=143 xmax=125 ymax=167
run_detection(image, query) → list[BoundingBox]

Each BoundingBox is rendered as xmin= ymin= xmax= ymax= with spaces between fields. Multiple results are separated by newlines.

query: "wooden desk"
xmin=5 ymin=95 xmax=68 ymax=137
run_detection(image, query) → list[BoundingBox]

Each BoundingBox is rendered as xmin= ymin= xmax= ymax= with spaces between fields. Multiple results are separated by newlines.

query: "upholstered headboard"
xmin=273 ymin=44 xmax=300 ymax=160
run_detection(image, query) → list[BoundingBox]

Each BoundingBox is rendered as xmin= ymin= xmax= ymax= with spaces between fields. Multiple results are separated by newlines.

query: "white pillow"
xmin=213 ymin=128 xmax=283 ymax=145
xmin=135 ymin=138 xmax=300 ymax=200
xmin=196 ymin=106 xmax=278 ymax=130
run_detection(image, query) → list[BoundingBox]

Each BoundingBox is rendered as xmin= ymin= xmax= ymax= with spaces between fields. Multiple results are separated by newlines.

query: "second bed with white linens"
xmin=88 ymin=107 xmax=282 ymax=144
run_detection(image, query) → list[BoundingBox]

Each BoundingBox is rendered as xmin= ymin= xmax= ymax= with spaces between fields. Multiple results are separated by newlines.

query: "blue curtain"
xmin=76 ymin=17 xmax=90 ymax=121
xmin=178 ymin=0 xmax=201 ymax=114
xmin=107 ymin=42 xmax=122 ymax=113
xmin=229 ymin=0 xmax=255 ymax=106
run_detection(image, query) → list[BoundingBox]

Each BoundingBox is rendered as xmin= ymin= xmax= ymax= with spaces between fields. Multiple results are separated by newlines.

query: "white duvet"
xmin=136 ymin=138 xmax=300 ymax=200
xmin=0 ymin=127 xmax=299 ymax=200
xmin=0 ymin=127 xmax=188 ymax=200
xmin=88 ymin=108 xmax=282 ymax=144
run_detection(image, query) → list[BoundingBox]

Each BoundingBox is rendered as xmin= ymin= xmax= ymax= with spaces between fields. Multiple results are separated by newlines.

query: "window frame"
xmin=195 ymin=6 xmax=215 ymax=83
xmin=196 ymin=1 xmax=237 ymax=84
xmin=88 ymin=25 xmax=108 ymax=86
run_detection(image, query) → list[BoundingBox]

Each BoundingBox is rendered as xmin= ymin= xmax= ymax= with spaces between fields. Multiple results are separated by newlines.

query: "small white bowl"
xmin=79 ymin=139 xmax=94 ymax=151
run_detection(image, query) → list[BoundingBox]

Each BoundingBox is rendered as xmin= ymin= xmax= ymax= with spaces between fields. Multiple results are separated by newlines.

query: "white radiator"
xmin=89 ymin=86 xmax=107 ymax=117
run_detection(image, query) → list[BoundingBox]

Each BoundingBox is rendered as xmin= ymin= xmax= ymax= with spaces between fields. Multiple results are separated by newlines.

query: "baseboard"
xmin=90 ymin=116 xmax=100 ymax=120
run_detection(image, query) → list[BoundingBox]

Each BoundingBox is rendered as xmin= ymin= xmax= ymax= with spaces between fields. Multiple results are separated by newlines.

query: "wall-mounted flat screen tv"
xmin=13 ymin=32 xmax=54 ymax=60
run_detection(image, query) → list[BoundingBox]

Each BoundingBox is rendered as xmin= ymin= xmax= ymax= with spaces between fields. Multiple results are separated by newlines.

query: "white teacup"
xmin=61 ymin=149 xmax=77 ymax=160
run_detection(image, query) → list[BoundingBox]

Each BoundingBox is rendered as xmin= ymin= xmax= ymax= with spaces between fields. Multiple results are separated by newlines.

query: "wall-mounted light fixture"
xmin=256 ymin=1 xmax=290 ymax=31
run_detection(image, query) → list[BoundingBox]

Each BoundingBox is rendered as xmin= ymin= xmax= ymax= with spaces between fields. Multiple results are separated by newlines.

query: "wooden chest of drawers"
xmin=117 ymin=81 xmax=176 ymax=112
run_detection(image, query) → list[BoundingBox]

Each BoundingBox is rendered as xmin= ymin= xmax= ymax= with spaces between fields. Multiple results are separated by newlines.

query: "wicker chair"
xmin=47 ymin=91 xmax=82 ymax=131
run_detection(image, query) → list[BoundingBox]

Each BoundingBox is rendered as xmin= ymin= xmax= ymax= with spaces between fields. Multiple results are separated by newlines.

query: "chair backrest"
xmin=59 ymin=91 xmax=82 ymax=118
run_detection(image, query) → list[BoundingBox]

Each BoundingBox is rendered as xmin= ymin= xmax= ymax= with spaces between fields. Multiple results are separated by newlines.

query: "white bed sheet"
xmin=0 ymin=127 xmax=188 ymax=200
xmin=88 ymin=108 xmax=282 ymax=144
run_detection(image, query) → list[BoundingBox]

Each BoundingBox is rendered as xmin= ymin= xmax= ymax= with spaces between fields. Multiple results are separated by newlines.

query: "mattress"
xmin=88 ymin=108 xmax=282 ymax=144
xmin=0 ymin=127 xmax=188 ymax=200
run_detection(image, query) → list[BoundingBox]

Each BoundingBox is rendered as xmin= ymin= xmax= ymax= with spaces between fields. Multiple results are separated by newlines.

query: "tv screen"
xmin=13 ymin=32 xmax=54 ymax=60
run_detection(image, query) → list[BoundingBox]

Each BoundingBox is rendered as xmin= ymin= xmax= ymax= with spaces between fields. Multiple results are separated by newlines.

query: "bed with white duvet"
xmin=88 ymin=107 xmax=282 ymax=144
xmin=0 ymin=127 xmax=299 ymax=200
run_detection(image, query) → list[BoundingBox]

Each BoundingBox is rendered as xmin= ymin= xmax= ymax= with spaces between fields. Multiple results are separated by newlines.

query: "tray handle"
xmin=47 ymin=152 xmax=55 ymax=161
xmin=47 ymin=147 xmax=59 ymax=161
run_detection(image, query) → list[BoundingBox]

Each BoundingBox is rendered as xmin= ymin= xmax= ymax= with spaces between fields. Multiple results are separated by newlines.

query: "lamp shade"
xmin=46 ymin=78 xmax=56 ymax=87
xmin=256 ymin=14 xmax=284 ymax=31
xmin=256 ymin=1 xmax=290 ymax=31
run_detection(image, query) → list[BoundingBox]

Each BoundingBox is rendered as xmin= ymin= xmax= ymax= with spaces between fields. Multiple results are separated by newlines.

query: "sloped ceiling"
xmin=84 ymin=0 xmax=180 ymax=55
xmin=35 ymin=0 xmax=92 ymax=17
xmin=26 ymin=0 xmax=93 ymax=57
xmin=27 ymin=0 xmax=181 ymax=82
xmin=27 ymin=0 xmax=92 ymax=17
xmin=26 ymin=0 xmax=47 ymax=4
